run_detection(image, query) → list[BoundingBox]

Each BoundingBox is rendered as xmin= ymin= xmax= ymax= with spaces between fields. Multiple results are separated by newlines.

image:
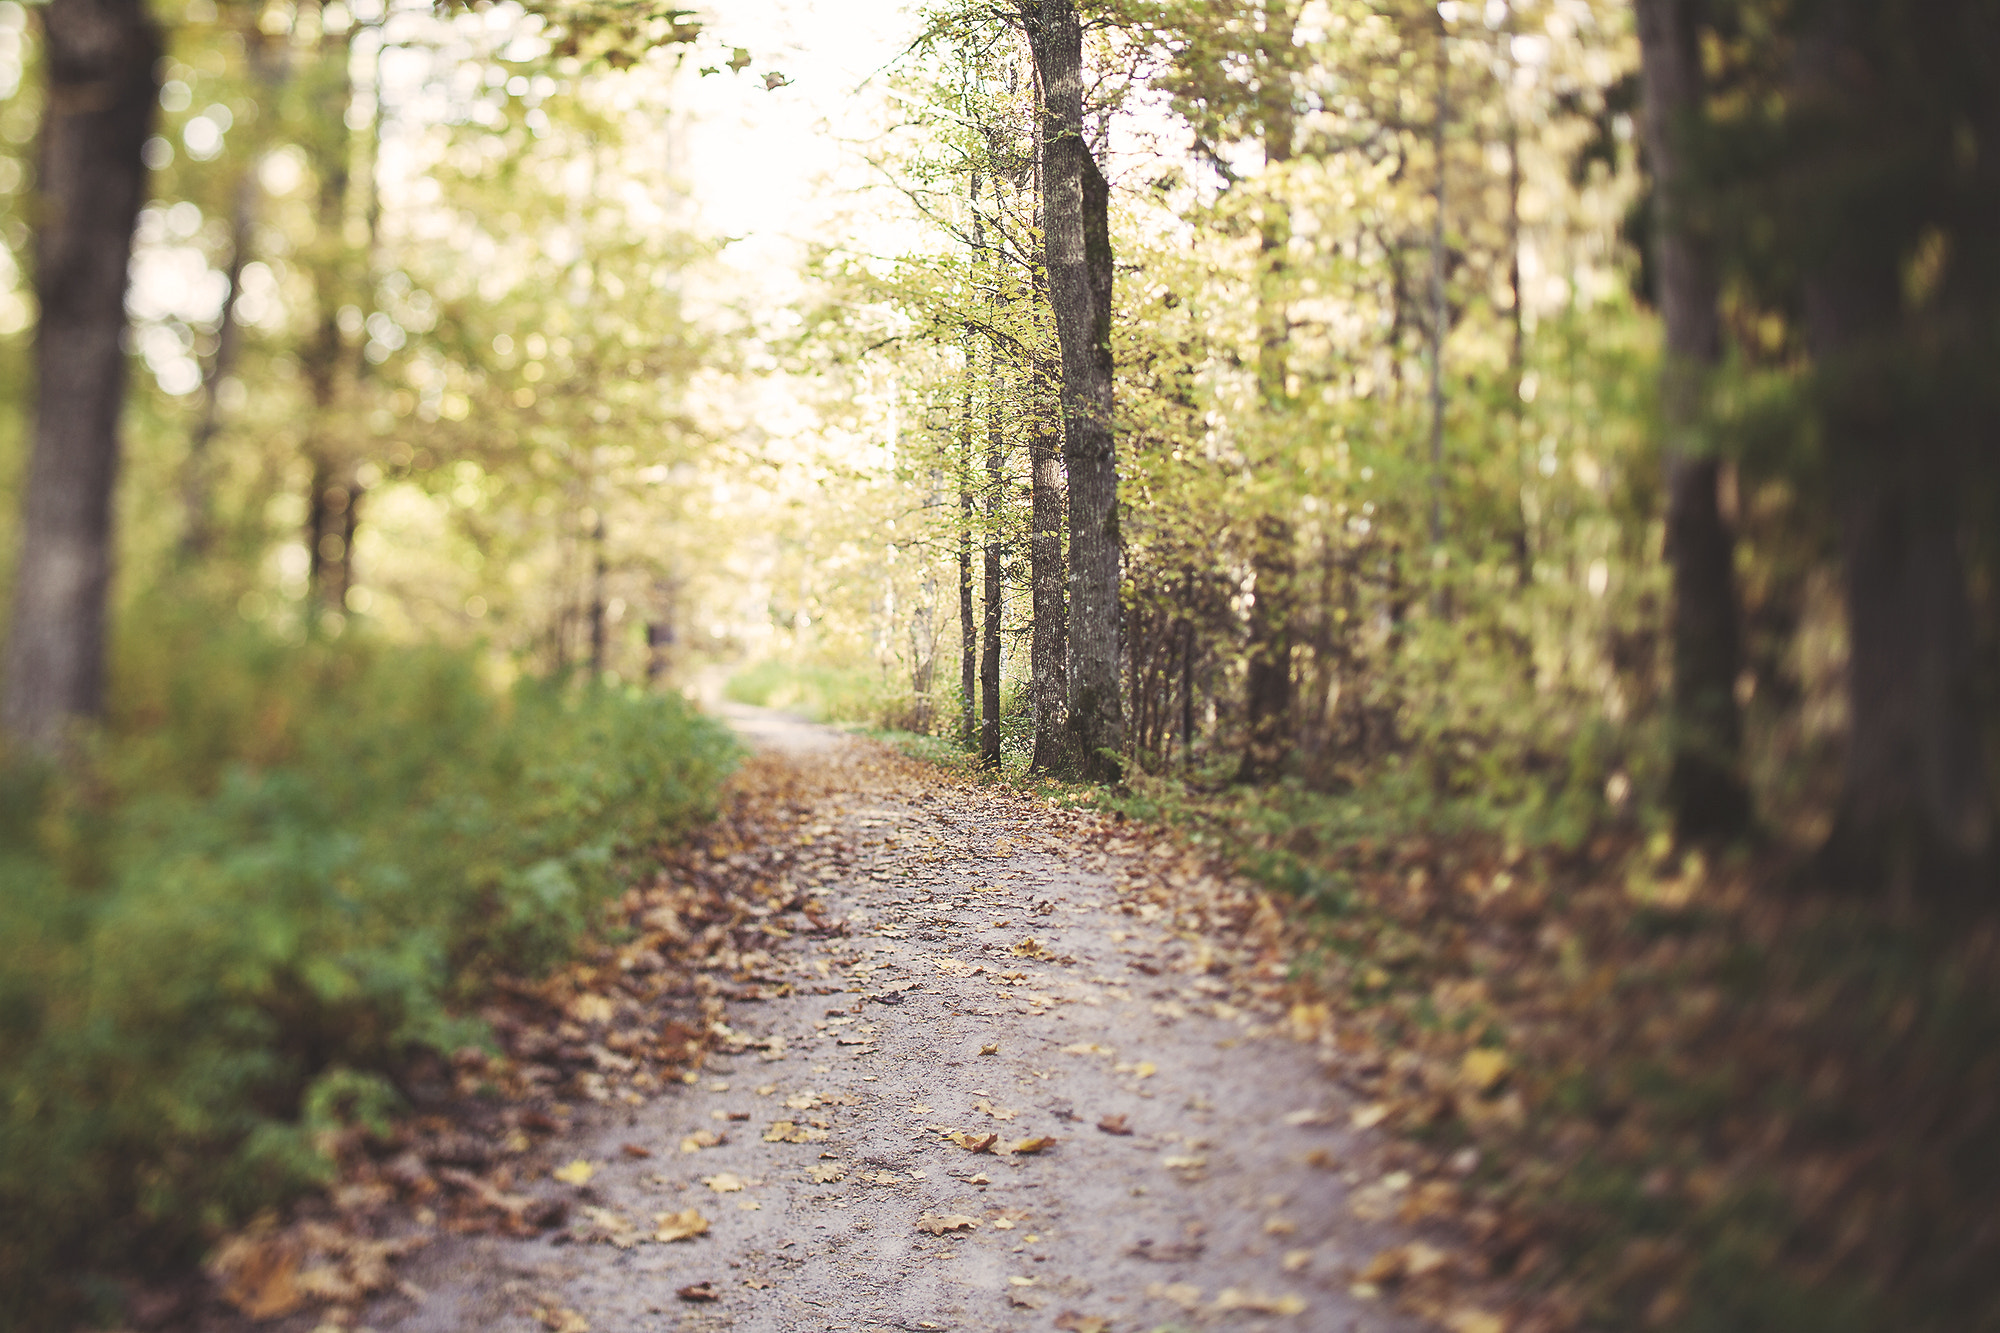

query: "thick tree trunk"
xmin=1636 ymin=0 xmax=1751 ymax=842
xmin=1797 ymin=4 xmax=1993 ymax=893
xmin=1 ymin=0 xmax=160 ymax=754
xmin=1425 ymin=17 xmax=1449 ymax=560
xmin=587 ymin=511 xmax=608 ymax=676
xmin=1027 ymin=349 xmax=1068 ymax=773
xmin=1027 ymin=0 xmax=1122 ymax=781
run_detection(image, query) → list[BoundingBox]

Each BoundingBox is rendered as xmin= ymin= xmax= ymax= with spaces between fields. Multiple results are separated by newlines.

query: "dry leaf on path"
xmin=973 ymin=1098 xmax=1018 ymax=1121
xmin=1445 ymin=1308 xmax=1508 ymax=1333
xmin=206 ymin=1229 xmax=304 ymax=1320
xmin=915 ymin=1213 xmax=979 ymax=1234
xmin=534 ymin=1305 xmax=591 ymax=1332
xmin=948 ymin=1131 xmax=999 ymax=1153
xmin=763 ymin=1120 xmax=829 ymax=1144
xmin=675 ymin=1282 xmax=720 ymax=1302
xmin=807 ymin=1163 xmax=847 ymax=1183
xmin=1149 ymin=1281 xmax=1203 ymax=1310
xmin=1214 ymin=1288 xmax=1308 ymax=1316
xmin=1097 ymin=1113 xmax=1133 ymax=1135
xmin=1006 ymin=1136 xmax=1056 ymax=1155
xmin=653 ymin=1209 xmax=710 ymax=1242
xmin=1054 ymin=1314 xmax=1111 ymax=1333
xmin=552 ymin=1159 xmax=598 ymax=1185
xmin=979 ymin=1042 xmax=1000 ymax=1055
xmin=701 ymin=1172 xmax=745 ymax=1193
xmin=620 ymin=1143 xmax=653 ymax=1158
xmin=679 ymin=1130 xmax=725 ymax=1152
xmin=1358 ymin=1241 xmax=1451 ymax=1284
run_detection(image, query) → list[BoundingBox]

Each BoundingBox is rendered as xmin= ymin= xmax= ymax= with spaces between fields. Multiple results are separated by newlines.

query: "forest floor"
xmin=180 ymin=706 xmax=1512 ymax=1333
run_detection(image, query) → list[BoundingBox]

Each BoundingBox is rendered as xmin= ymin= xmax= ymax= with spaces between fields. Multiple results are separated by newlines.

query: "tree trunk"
xmin=587 ymin=510 xmax=608 ymax=677
xmin=1237 ymin=3 xmax=1298 ymax=784
xmin=1 ymin=0 xmax=160 ymax=754
xmin=1796 ymin=3 xmax=1993 ymax=893
xmin=958 ymin=388 xmax=978 ymax=750
xmin=1425 ymin=16 xmax=1449 ymax=560
xmin=1026 ymin=0 xmax=1122 ymax=781
xmin=1635 ymin=0 xmax=1752 ymax=843
xmin=979 ymin=364 xmax=1005 ymax=771
xmin=1026 ymin=103 xmax=1068 ymax=775
xmin=1027 ymin=351 xmax=1067 ymax=773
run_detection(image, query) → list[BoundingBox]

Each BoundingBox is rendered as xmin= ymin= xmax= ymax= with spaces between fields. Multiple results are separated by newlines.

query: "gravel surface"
xmin=319 ymin=707 xmax=1432 ymax=1333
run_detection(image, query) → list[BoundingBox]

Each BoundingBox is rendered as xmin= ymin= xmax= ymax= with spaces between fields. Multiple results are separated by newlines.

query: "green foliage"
xmin=0 ymin=604 xmax=735 ymax=1315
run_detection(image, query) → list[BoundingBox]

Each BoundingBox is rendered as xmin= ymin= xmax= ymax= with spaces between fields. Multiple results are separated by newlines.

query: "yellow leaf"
xmin=552 ymin=1159 xmax=597 ymax=1185
xmin=1446 ymin=1308 xmax=1508 ymax=1333
xmin=652 ymin=1208 xmax=710 ymax=1242
xmin=915 ymin=1212 xmax=979 ymax=1234
xmin=1007 ymin=1136 xmax=1056 ymax=1155
xmin=679 ymin=1129 xmax=725 ymax=1152
xmin=980 ymin=1042 xmax=1001 ymax=1055
xmin=1214 ymin=1288 xmax=1308 ymax=1316
xmin=1461 ymin=1048 xmax=1510 ymax=1093
xmin=701 ymin=1172 xmax=745 ymax=1193
xmin=948 ymin=1131 xmax=999 ymax=1153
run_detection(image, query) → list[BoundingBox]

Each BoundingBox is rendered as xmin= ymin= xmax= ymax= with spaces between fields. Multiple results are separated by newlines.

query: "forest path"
xmin=332 ymin=712 xmax=1439 ymax=1333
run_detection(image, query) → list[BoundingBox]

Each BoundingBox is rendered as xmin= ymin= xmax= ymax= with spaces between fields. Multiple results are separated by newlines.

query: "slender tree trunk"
xmin=1238 ymin=3 xmax=1299 ymax=783
xmin=587 ymin=510 xmax=608 ymax=677
xmin=980 ymin=400 xmax=1004 ymax=770
xmin=1426 ymin=16 xmax=1449 ymax=560
xmin=1026 ymin=0 xmax=1122 ymax=781
xmin=1636 ymin=0 xmax=1752 ymax=843
xmin=958 ymin=384 xmax=978 ymax=750
xmin=1 ymin=0 xmax=160 ymax=753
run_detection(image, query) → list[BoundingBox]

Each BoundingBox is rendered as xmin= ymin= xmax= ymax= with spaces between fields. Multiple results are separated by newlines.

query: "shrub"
xmin=0 ymin=608 xmax=736 ymax=1317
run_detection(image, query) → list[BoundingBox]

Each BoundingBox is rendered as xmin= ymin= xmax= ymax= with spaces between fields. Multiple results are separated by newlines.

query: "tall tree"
xmin=1635 ymin=0 xmax=1751 ymax=842
xmin=1024 ymin=0 xmax=1123 ymax=781
xmin=1781 ymin=0 xmax=1993 ymax=891
xmin=1 ymin=0 xmax=160 ymax=754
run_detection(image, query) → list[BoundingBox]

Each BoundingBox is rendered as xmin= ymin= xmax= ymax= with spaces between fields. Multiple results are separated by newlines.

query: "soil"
xmin=258 ymin=707 xmax=1439 ymax=1333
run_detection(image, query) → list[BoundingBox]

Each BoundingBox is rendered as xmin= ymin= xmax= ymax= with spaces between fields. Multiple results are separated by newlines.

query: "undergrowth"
xmin=0 ymin=605 xmax=737 ymax=1323
xmin=1090 ymin=768 xmax=2000 ymax=1333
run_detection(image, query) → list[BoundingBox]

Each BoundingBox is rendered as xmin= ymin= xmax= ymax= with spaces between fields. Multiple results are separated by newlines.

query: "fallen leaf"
xmin=1446 ymin=1308 xmax=1508 ymax=1333
xmin=680 ymin=1130 xmax=725 ymax=1152
xmin=676 ymin=1281 xmax=720 ymax=1302
xmin=948 ymin=1131 xmax=999 ymax=1153
xmin=1162 ymin=1154 xmax=1207 ymax=1171
xmin=991 ymin=1215 xmax=1014 ymax=1229
xmin=1054 ymin=1314 xmax=1111 ymax=1333
xmin=1097 ymin=1113 xmax=1133 ymax=1136
xmin=653 ymin=1208 xmax=710 ymax=1242
xmin=973 ymin=1098 xmax=1019 ymax=1121
xmin=620 ymin=1143 xmax=653 ymax=1158
xmin=701 ymin=1172 xmax=746 ymax=1193
xmin=1461 ymin=1048 xmax=1510 ymax=1093
xmin=1063 ymin=1042 xmax=1115 ymax=1056
xmin=763 ymin=1120 xmax=829 ymax=1144
xmin=807 ymin=1163 xmax=847 ymax=1184
xmin=1281 ymin=1108 xmax=1333 ymax=1126
xmin=1303 ymin=1147 xmax=1339 ymax=1169
xmin=1264 ymin=1216 xmax=1298 ymax=1235
xmin=980 ymin=1042 xmax=1001 ymax=1056
xmin=207 ymin=1229 xmax=304 ymax=1320
xmin=1358 ymin=1241 xmax=1451 ymax=1285
xmin=1214 ymin=1288 xmax=1308 ymax=1316
xmin=1283 ymin=1248 xmax=1313 ymax=1272
xmin=1007 ymin=1136 xmax=1056 ymax=1155
xmin=1149 ymin=1281 xmax=1203 ymax=1310
xmin=552 ymin=1159 xmax=598 ymax=1185
xmin=738 ymin=1199 xmax=761 ymax=1211
xmin=1350 ymin=1103 xmax=1390 ymax=1130
xmin=915 ymin=1212 xmax=980 ymax=1234
xmin=534 ymin=1305 xmax=591 ymax=1332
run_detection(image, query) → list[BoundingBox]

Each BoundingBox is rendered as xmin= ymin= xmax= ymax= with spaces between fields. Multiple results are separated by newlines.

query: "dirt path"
xmin=316 ymin=711 xmax=1446 ymax=1333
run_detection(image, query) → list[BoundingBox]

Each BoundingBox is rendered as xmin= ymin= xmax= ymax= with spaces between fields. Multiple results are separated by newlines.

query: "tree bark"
xmin=1027 ymin=342 xmax=1068 ymax=772
xmin=1026 ymin=0 xmax=1122 ymax=781
xmin=980 ymin=395 xmax=1004 ymax=770
xmin=1237 ymin=1 xmax=1298 ymax=784
xmin=958 ymin=375 xmax=978 ymax=750
xmin=1795 ymin=2 xmax=1993 ymax=893
xmin=1635 ymin=0 xmax=1752 ymax=843
xmin=1 ymin=0 xmax=160 ymax=754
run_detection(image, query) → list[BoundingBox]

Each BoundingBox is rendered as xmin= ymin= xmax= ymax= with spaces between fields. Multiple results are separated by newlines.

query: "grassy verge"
xmin=1086 ymin=769 xmax=2000 ymax=1333
xmin=0 ymin=606 xmax=737 ymax=1323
